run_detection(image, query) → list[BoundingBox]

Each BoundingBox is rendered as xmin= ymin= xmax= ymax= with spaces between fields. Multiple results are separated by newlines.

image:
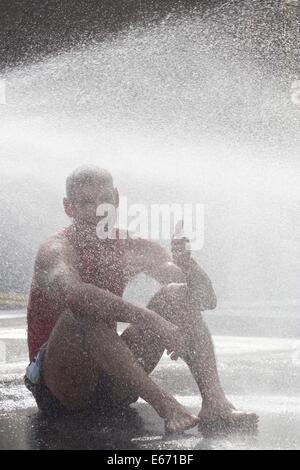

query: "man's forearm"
xmin=153 ymin=257 xmax=217 ymax=311
xmin=66 ymin=281 xmax=171 ymax=334
xmin=180 ymin=258 xmax=217 ymax=311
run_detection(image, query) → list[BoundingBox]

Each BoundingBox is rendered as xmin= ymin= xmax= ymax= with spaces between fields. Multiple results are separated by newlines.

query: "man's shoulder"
xmin=35 ymin=228 xmax=71 ymax=266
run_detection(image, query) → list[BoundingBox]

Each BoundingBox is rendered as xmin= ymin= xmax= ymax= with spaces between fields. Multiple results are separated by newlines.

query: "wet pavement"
xmin=0 ymin=310 xmax=299 ymax=450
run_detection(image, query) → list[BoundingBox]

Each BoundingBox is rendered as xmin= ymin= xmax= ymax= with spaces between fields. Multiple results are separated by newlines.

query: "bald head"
xmin=66 ymin=165 xmax=113 ymax=201
xmin=64 ymin=165 xmax=118 ymax=226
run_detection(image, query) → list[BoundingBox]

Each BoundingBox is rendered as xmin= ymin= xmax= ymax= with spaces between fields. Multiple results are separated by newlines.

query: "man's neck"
xmin=71 ymin=221 xmax=119 ymax=245
xmin=72 ymin=222 xmax=99 ymax=243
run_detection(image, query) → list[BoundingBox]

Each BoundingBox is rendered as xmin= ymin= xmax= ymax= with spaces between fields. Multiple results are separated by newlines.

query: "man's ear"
xmin=114 ymin=188 xmax=120 ymax=208
xmin=63 ymin=197 xmax=74 ymax=218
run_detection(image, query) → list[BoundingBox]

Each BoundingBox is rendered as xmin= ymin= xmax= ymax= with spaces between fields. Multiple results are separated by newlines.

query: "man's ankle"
xmin=201 ymin=392 xmax=228 ymax=407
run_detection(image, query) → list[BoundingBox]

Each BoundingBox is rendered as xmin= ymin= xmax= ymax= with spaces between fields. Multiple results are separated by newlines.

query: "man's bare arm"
xmin=184 ymin=258 xmax=217 ymax=311
xmin=127 ymin=238 xmax=216 ymax=311
xmin=126 ymin=238 xmax=186 ymax=284
xmin=35 ymin=238 xmax=178 ymax=339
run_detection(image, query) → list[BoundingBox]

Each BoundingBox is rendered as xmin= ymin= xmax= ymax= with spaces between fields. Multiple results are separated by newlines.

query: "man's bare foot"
xmin=198 ymin=398 xmax=259 ymax=435
xmin=161 ymin=395 xmax=200 ymax=434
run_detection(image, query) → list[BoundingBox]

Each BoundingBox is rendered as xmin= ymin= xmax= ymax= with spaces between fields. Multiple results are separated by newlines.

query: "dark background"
xmin=0 ymin=0 xmax=299 ymax=296
xmin=0 ymin=0 xmax=217 ymax=69
xmin=0 ymin=0 xmax=299 ymax=74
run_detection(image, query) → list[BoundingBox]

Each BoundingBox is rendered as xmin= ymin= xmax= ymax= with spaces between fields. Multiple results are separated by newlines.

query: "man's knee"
xmin=121 ymin=325 xmax=165 ymax=372
xmin=147 ymin=284 xmax=190 ymax=327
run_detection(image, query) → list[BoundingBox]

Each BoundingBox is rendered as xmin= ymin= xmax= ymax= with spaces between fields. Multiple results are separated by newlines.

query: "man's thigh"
xmin=120 ymin=285 xmax=187 ymax=374
xmin=147 ymin=283 xmax=192 ymax=330
xmin=43 ymin=310 xmax=99 ymax=411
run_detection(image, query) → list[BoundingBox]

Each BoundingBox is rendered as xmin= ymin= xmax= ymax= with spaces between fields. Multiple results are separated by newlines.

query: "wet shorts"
xmin=24 ymin=343 xmax=131 ymax=416
xmin=24 ymin=343 xmax=69 ymax=416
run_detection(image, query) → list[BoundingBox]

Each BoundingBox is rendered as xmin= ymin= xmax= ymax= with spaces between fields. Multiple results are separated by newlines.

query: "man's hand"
xmin=171 ymin=220 xmax=191 ymax=273
xmin=171 ymin=220 xmax=217 ymax=311
xmin=158 ymin=319 xmax=187 ymax=362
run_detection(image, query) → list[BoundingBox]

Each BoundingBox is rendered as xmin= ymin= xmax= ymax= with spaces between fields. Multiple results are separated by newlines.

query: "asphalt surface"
xmin=0 ymin=310 xmax=299 ymax=450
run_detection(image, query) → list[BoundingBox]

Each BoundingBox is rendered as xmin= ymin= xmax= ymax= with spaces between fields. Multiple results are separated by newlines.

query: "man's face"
xmin=68 ymin=180 xmax=117 ymax=227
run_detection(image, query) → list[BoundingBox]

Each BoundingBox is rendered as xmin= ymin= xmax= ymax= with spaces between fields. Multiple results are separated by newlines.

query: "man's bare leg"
xmin=176 ymin=315 xmax=258 ymax=430
xmin=43 ymin=310 xmax=199 ymax=433
xmin=122 ymin=286 xmax=258 ymax=430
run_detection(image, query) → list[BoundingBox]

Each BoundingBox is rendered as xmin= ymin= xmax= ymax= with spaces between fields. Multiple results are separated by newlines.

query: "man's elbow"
xmin=65 ymin=281 xmax=92 ymax=311
xmin=191 ymin=291 xmax=217 ymax=312
xmin=202 ymin=292 xmax=217 ymax=311
xmin=49 ymin=275 xmax=83 ymax=310
xmin=208 ymin=294 xmax=217 ymax=310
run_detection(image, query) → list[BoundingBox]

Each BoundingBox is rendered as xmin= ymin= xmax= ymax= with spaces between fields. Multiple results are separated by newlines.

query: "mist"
xmin=0 ymin=1 xmax=299 ymax=305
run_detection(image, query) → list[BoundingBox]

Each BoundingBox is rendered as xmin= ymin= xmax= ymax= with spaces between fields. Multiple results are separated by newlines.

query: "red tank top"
xmin=27 ymin=225 xmax=128 ymax=361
